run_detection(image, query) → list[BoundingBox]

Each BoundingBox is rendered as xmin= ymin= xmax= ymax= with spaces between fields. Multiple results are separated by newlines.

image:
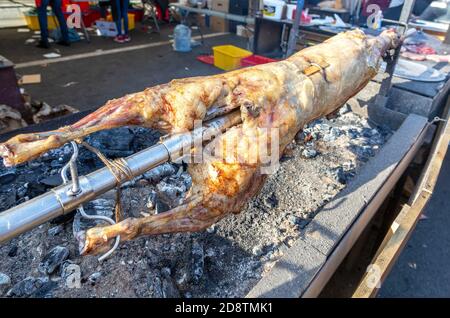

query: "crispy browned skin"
xmin=81 ymin=29 xmax=400 ymax=255
xmin=0 ymin=30 xmax=400 ymax=255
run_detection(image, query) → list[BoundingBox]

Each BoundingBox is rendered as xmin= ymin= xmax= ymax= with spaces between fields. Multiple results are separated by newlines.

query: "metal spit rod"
xmin=0 ymin=111 xmax=242 ymax=244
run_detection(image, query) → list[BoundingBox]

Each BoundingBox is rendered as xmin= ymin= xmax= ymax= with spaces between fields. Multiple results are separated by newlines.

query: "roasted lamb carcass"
xmin=0 ymin=29 xmax=400 ymax=255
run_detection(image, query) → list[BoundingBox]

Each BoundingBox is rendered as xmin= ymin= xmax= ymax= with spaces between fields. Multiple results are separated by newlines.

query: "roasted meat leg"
xmin=0 ymin=30 xmax=400 ymax=255
xmin=0 ymin=77 xmax=239 ymax=166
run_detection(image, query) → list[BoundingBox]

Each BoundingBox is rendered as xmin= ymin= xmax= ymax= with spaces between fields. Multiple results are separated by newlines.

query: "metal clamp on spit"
xmin=59 ymin=141 xmax=121 ymax=262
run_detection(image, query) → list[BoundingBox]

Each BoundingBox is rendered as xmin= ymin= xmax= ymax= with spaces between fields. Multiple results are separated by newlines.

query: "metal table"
xmin=171 ymin=3 xmax=254 ymax=24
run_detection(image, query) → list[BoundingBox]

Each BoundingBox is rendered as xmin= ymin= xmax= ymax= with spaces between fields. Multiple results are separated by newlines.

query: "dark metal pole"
xmin=286 ymin=0 xmax=304 ymax=57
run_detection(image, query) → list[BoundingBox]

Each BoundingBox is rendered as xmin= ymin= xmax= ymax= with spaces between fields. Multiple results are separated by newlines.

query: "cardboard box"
xmin=249 ymin=0 xmax=262 ymax=15
xmin=210 ymin=16 xmax=228 ymax=32
xmin=212 ymin=0 xmax=230 ymax=13
xmin=95 ymin=21 xmax=118 ymax=37
xmin=18 ymin=74 xmax=41 ymax=85
xmin=236 ymin=25 xmax=253 ymax=38
xmin=196 ymin=14 xmax=207 ymax=28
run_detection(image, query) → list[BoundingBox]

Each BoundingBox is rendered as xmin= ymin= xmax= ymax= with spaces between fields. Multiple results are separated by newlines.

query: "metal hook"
xmin=61 ymin=141 xmax=80 ymax=195
xmin=77 ymin=205 xmax=121 ymax=262
xmin=61 ymin=141 xmax=120 ymax=262
xmin=431 ymin=116 xmax=447 ymax=124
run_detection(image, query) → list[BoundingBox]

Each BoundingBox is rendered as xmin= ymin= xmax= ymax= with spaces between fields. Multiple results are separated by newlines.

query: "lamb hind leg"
xmin=80 ymin=166 xmax=267 ymax=256
xmin=78 ymin=197 xmax=225 ymax=256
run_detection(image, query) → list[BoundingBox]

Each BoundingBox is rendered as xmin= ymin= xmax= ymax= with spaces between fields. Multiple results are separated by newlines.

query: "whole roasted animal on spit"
xmin=0 ymin=29 xmax=401 ymax=256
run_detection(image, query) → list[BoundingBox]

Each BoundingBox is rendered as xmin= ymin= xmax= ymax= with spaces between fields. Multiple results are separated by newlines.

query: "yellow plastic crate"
xmin=212 ymin=45 xmax=252 ymax=71
xmin=106 ymin=13 xmax=135 ymax=31
xmin=24 ymin=13 xmax=58 ymax=31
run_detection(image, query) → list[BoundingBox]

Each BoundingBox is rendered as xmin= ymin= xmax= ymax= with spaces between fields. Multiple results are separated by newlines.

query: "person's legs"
xmin=110 ymin=0 xmax=118 ymax=20
xmin=121 ymin=0 xmax=129 ymax=35
xmin=37 ymin=0 xmax=51 ymax=44
xmin=154 ymin=0 xmax=169 ymax=21
xmin=114 ymin=0 xmax=123 ymax=35
xmin=99 ymin=0 xmax=109 ymax=19
xmin=158 ymin=0 xmax=169 ymax=21
xmin=51 ymin=0 xmax=70 ymax=43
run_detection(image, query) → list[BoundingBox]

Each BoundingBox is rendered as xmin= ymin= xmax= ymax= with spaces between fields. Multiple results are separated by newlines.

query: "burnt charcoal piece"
xmin=38 ymin=246 xmax=70 ymax=275
xmin=7 ymin=244 xmax=18 ymax=257
xmin=6 ymin=276 xmax=55 ymax=298
xmin=0 ymin=171 xmax=16 ymax=184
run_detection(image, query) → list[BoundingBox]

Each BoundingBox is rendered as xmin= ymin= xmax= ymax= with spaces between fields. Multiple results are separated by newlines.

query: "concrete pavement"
xmin=0 ymin=26 xmax=247 ymax=112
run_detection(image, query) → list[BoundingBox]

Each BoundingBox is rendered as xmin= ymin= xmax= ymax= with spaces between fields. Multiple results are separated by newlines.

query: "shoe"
xmin=123 ymin=35 xmax=131 ymax=42
xmin=36 ymin=40 xmax=50 ymax=49
xmin=114 ymin=35 xmax=125 ymax=43
xmin=56 ymin=40 xmax=71 ymax=47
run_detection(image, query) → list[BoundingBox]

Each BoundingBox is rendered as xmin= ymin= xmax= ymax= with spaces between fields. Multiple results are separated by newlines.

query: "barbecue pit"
xmin=0 ymin=99 xmax=424 ymax=297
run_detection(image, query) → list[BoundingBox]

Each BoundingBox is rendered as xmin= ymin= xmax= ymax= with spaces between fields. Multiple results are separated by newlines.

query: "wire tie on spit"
xmin=61 ymin=141 xmax=130 ymax=262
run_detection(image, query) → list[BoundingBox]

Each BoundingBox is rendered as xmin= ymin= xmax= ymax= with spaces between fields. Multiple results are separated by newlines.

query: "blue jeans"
xmin=37 ymin=0 xmax=69 ymax=42
xmin=114 ymin=0 xmax=129 ymax=35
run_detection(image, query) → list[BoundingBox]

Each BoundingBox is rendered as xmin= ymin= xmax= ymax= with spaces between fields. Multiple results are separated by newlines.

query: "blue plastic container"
xmin=173 ymin=24 xmax=192 ymax=52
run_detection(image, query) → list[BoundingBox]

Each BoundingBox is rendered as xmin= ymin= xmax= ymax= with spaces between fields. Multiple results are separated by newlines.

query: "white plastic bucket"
xmin=286 ymin=4 xmax=296 ymax=20
xmin=263 ymin=0 xmax=286 ymax=20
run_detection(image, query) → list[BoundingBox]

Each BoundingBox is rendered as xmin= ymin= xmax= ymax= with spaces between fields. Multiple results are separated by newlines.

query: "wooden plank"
xmin=303 ymin=61 xmax=330 ymax=76
xmin=444 ymin=24 xmax=450 ymax=45
xmin=352 ymin=99 xmax=450 ymax=298
xmin=410 ymin=95 xmax=450 ymax=203
xmin=18 ymin=74 xmax=41 ymax=85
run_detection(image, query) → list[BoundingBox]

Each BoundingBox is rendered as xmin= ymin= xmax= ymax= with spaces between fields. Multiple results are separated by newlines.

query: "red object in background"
xmin=361 ymin=0 xmax=390 ymax=17
xmin=62 ymin=0 xmax=71 ymax=10
xmin=129 ymin=9 xmax=144 ymax=22
xmin=70 ymin=0 xmax=90 ymax=13
xmin=155 ymin=5 xmax=169 ymax=21
xmin=83 ymin=10 xmax=102 ymax=27
xmin=196 ymin=55 xmax=215 ymax=65
xmin=292 ymin=9 xmax=312 ymax=24
xmin=35 ymin=0 xmax=70 ymax=9
xmin=35 ymin=0 xmax=88 ymax=14
xmin=241 ymin=55 xmax=277 ymax=67
xmin=405 ymin=44 xmax=436 ymax=55
xmin=0 ymin=58 xmax=29 ymax=123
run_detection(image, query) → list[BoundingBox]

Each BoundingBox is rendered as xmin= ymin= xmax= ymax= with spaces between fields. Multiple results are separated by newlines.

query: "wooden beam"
xmin=352 ymin=98 xmax=450 ymax=298
xmin=444 ymin=24 xmax=450 ymax=45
